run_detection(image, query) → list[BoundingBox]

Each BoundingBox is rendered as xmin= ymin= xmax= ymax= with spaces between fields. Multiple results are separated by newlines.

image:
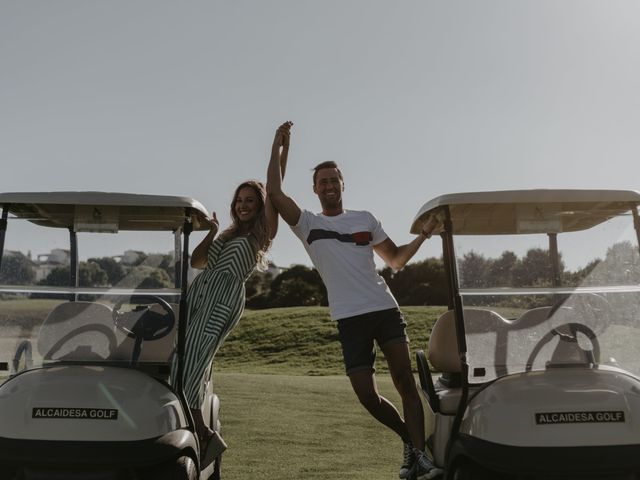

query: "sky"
xmin=2 ymin=1 xmax=640 ymax=269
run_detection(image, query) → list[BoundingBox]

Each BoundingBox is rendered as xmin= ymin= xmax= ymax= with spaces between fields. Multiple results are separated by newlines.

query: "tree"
xmin=380 ymin=257 xmax=447 ymax=306
xmin=158 ymin=253 xmax=176 ymax=283
xmin=268 ymin=265 xmax=327 ymax=307
xmin=144 ymin=253 xmax=176 ymax=283
xmin=270 ymin=278 xmax=322 ymax=307
xmin=600 ymin=241 xmax=640 ymax=284
xmin=40 ymin=262 xmax=108 ymax=287
xmin=458 ymin=251 xmax=491 ymax=288
xmin=0 ymin=252 xmax=35 ymax=285
xmin=486 ymin=251 xmax=518 ymax=287
xmin=245 ymin=271 xmax=275 ymax=308
xmin=120 ymin=266 xmax=172 ymax=289
xmin=513 ymin=248 xmax=565 ymax=287
xmin=79 ymin=261 xmax=109 ymax=287
xmin=88 ymin=257 xmax=125 ymax=285
xmin=245 ymin=270 xmax=272 ymax=299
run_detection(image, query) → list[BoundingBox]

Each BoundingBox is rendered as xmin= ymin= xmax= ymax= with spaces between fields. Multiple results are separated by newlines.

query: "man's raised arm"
xmin=266 ymin=121 xmax=302 ymax=226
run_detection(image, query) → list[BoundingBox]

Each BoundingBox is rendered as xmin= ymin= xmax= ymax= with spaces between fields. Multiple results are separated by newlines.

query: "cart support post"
xmin=441 ymin=227 xmax=455 ymax=311
xmin=175 ymin=212 xmax=195 ymax=431
xmin=548 ymin=233 xmax=561 ymax=288
xmin=632 ymin=206 xmax=640 ymax=258
xmin=443 ymin=207 xmax=467 ymax=356
xmin=69 ymin=228 xmax=78 ymax=301
xmin=0 ymin=206 xmax=9 ymax=274
xmin=173 ymin=229 xmax=182 ymax=289
xmin=442 ymin=206 xmax=470 ymax=467
xmin=176 ymin=217 xmax=192 ymax=390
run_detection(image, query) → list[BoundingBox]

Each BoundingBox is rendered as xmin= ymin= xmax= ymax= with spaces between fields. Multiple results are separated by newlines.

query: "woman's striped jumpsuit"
xmin=176 ymin=235 xmax=256 ymax=408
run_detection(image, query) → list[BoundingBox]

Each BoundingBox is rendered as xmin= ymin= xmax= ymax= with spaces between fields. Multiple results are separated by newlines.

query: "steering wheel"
xmin=525 ymin=322 xmax=600 ymax=372
xmin=112 ymin=295 xmax=176 ymax=342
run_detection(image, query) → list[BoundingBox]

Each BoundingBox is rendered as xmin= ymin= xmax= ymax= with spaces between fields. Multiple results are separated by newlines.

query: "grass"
xmin=211 ymin=306 xmax=444 ymax=479
xmin=0 ymin=298 xmax=61 ymax=323
xmin=215 ymin=306 xmax=447 ymax=375
xmin=214 ymin=372 xmax=419 ymax=480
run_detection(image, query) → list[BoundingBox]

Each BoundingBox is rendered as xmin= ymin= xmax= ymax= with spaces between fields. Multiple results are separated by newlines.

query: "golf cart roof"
xmin=410 ymin=189 xmax=640 ymax=235
xmin=0 ymin=191 xmax=211 ymax=231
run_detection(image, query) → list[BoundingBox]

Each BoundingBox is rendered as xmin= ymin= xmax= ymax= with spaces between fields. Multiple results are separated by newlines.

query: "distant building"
xmin=34 ymin=249 xmax=70 ymax=281
xmin=114 ymin=250 xmax=145 ymax=266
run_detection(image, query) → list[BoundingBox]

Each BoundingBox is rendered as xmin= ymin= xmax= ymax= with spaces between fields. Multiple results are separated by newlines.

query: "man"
xmin=266 ymin=122 xmax=441 ymax=479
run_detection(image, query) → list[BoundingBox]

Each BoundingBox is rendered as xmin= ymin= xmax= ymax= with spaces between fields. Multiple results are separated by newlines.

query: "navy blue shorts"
xmin=336 ymin=308 xmax=408 ymax=375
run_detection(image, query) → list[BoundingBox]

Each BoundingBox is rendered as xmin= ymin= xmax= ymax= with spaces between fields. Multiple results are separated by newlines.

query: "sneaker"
xmin=415 ymin=450 xmax=443 ymax=480
xmin=399 ymin=442 xmax=416 ymax=479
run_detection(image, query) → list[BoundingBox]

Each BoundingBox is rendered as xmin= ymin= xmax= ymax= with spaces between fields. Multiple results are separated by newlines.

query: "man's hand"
xmin=420 ymin=215 xmax=438 ymax=239
xmin=273 ymin=121 xmax=293 ymax=151
xmin=266 ymin=120 xmax=301 ymax=227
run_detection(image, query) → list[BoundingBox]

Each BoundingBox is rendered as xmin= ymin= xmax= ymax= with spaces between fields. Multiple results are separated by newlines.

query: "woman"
xmin=176 ymin=121 xmax=292 ymax=441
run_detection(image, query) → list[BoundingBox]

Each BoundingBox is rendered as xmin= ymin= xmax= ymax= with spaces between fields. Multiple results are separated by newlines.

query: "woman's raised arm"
xmin=266 ymin=121 xmax=293 ymax=239
xmin=190 ymin=212 xmax=219 ymax=269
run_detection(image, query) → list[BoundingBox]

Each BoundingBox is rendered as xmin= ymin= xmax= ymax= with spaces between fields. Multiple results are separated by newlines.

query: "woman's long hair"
xmin=219 ymin=180 xmax=271 ymax=270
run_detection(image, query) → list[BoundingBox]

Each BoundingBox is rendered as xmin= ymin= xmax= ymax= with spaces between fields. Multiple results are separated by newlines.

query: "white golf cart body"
xmin=0 ymin=192 xmax=223 ymax=479
xmin=411 ymin=189 xmax=640 ymax=479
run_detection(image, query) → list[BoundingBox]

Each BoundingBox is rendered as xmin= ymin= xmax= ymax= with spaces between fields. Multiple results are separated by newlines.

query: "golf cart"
xmin=412 ymin=189 xmax=640 ymax=479
xmin=0 ymin=192 xmax=225 ymax=479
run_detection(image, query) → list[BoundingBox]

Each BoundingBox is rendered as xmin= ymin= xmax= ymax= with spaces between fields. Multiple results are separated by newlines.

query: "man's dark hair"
xmin=312 ymin=161 xmax=343 ymax=186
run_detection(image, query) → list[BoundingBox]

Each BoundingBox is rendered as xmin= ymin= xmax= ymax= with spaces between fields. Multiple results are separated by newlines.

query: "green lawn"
xmin=212 ymin=306 xmax=443 ymax=479
xmin=0 ymin=298 xmax=61 ymax=325
xmin=214 ymin=372 xmax=431 ymax=480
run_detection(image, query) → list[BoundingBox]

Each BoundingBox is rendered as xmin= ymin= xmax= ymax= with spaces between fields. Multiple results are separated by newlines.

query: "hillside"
xmin=214 ymin=306 xmax=447 ymax=375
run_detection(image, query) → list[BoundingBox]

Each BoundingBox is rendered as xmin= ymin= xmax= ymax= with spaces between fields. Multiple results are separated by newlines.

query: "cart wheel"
xmin=153 ymin=455 xmax=198 ymax=480
xmin=208 ymin=454 xmax=222 ymax=480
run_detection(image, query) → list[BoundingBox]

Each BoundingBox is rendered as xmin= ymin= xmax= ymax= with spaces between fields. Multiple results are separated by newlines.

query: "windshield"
xmin=0 ymin=216 xmax=182 ymax=385
xmin=453 ymin=210 xmax=640 ymax=383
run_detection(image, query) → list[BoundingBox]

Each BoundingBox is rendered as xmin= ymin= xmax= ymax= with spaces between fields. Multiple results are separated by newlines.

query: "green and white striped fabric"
xmin=175 ymin=235 xmax=257 ymax=408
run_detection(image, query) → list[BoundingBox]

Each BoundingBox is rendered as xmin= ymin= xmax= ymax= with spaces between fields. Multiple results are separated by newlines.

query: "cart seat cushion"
xmin=428 ymin=308 xmax=506 ymax=373
xmin=37 ymin=301 xmax=115 ymax=361
xmin=38 ymin=301 xmax=179 ymax=364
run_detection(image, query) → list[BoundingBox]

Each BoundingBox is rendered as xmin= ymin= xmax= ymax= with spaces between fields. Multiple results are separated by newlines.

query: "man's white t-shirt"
xmin=290 ymin=209 xmax=398 ymax=320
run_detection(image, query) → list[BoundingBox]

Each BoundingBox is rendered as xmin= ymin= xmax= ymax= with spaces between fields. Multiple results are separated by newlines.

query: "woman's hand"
xmin=209 ymin=211 xmax=219 ymax=236
xmin=191 ymin=211 xmax=220 ymax=269
xmin=273 ymin=121 xmax=293 ymax=151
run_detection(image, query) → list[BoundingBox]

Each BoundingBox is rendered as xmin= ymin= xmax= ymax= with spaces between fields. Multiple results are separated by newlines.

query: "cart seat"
xmin=428 ymin=308 xmax=506 ymax=373
xmin=424 ymin=308 xmax=505 ymax=414
xmin=37 ymin=301 xmax=115 ymax=361
xmin=38 ymin=301 xmax=179 ymax=367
